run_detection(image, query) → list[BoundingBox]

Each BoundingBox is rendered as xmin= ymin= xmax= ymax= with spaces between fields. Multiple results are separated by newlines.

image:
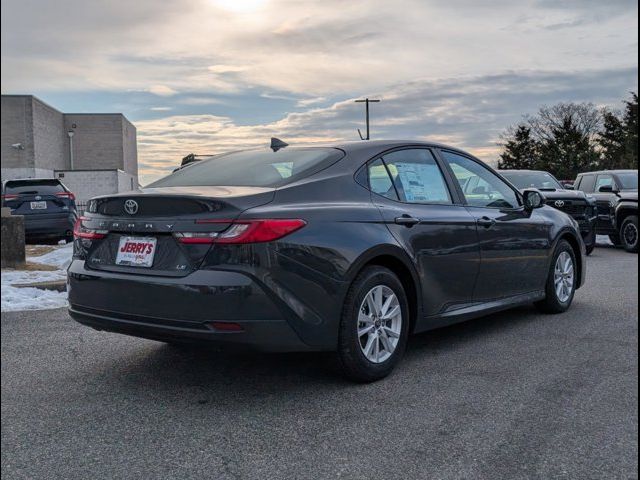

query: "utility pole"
xmin=67 ymin=130 xmax=75 ymax=170
xmin=355 ymin=98 xmax=380 ymax=140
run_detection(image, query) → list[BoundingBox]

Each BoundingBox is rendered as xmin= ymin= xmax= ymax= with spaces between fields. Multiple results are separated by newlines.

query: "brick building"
xmin=1 ymin=95 xmax=138 ymax=205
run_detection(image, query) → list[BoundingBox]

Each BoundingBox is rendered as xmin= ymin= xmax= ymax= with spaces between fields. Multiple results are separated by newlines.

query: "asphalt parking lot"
xmin=1 ymin=246 xmax=637 ymax=480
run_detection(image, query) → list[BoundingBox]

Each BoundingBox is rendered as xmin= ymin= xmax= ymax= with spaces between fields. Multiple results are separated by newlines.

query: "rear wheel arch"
xmin=616 ymin=205 xmax=637 ymax=227
xmin=346 ymin=247 xmax=421 ymax=334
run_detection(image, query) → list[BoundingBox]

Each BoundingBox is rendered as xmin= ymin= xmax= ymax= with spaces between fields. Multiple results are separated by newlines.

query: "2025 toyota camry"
xmin=68 ymin=140 xmax=586 ymax=382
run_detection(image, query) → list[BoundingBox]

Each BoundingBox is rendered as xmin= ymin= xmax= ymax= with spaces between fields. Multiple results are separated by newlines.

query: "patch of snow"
xmin=2 ymin=243 xmax=73 ymax=312
xmin=1 ymin=285 xmax=68 ymax=312
xmin=1 ymin=269 xmax=67 ymax=285
xmin=29 ymin=243 xmax=73 ymax=269
xmin=596 ymin=235 xmax=614 ymax=247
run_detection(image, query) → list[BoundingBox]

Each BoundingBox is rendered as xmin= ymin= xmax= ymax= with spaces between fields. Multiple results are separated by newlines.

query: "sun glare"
xmin=212 ymin=0 xmax=268 ymax=13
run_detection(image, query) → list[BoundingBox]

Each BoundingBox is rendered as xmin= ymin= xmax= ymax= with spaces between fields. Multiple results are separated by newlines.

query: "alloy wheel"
xmin=357 ymin=285 xmax=402 ymax=363
xmin=554 ymin=251 xmax=575 ymax=303
xmin=623 ymin=222 xmax=638 ymax=249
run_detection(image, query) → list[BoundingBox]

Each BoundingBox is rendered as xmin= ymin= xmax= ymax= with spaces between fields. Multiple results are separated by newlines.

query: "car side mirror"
xmin=598 ymin=185 xmax=618 ymax=193
xmin=523 ymin=189 xmax=544 ymax=210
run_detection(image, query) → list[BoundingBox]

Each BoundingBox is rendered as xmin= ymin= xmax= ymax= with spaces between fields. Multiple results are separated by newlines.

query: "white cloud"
xmin=1 ymin=0 xmax=636 ymax=95
xmin=207 ymin=64 xmax=247 ymax=73
xmin=135 ymin=67 xmax=638 ymax=184
xmin=148 ymin=85 xmax=178 ymax=96
xmin=297 ymin=97 xmax=326 ymax=107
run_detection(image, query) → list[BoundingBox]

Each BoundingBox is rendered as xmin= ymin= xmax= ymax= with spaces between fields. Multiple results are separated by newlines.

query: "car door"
xmin=367 ymin=148 xmax=480 ymax=316
xmin=592 ymin=174 xmax=618 ymax=231
xmin=438 ymin=150 xmax=552 ymax=301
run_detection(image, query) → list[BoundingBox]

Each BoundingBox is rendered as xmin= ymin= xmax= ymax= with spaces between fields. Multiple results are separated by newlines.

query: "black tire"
xmin=585 ymin=243 xmax=595 ymax=256
xmin=338 ymin=266 xmax=410 ymax=383
xmin=583 ymin=228 xmax=596 ymax=256
xmin=535 ymin=239 xmax=577 ymax=314
xmin=620 ymin=215 xmax=639 ymax=253
xmin=609 ymin=234 xmax=622 ymax=246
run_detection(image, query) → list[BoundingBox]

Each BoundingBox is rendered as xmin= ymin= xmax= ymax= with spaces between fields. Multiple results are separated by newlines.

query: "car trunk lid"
xmin=79 ymin=186 xmax=275 ymax=276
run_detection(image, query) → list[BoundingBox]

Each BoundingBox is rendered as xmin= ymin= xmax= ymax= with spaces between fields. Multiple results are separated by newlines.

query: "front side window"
xmin=377 ymin=149 xmax=452 ymax=204
xmin=441 ymin=151 xmax=519 ymax=209
xmin=595 ymin=175 xmax=615 ymax=192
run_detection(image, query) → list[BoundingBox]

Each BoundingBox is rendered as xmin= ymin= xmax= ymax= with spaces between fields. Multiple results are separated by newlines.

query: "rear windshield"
xmin=4 ymin=180 xmax=65 ymax=195
xmin=148 ymin=148 xmax=344 ymax=188
xmin=500 ymin=171 xmax=563 ymax=190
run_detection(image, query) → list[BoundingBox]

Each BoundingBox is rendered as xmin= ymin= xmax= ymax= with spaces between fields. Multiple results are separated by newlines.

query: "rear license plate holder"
xmin=115 ymin=236 xmax=157 ymax=267
xmin=30 ymin=201 xmax=47 ymax=210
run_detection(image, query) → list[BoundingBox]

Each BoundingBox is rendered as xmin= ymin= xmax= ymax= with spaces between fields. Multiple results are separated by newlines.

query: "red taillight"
xmin=218 ymin=219 xmax=306 ymax=243
xmin=73 ymin=217 xmax=107 ymax=240
xmin=56 ymin=191 xmax=76 ymax=200
xmin=175 ymin=219 xmax=306 ymax=245
xmin=173 ymin=232 xmax=219 ymax=244
xmin=1 ymin=194 xmax=19 ymax=201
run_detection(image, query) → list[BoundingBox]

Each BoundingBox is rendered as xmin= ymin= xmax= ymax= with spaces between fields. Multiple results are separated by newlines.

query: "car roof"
xmin=3 ymin=178 xmax=61 ymax=182
xmin=321 ymin=139 xmax=467 ymax=154
xmin=577 ymin=170 xmax=638 ymax=176
xmin=497 ymin=169 xmax=550 ymax=174
xmin=238 ymin=140 xmax=478 ymax=161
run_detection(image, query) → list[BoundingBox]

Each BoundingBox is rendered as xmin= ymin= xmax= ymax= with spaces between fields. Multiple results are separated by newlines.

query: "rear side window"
xmin=4 ymin=180 xmax=65 ymax=195
xmin=577 ymin=175 xmax=596 ymax=193
xmin=368 ymin=159 xmax=398 ymax=200
xmin=370 ymin=149 xmax=452 ymax=204
xmin=148 ymin=148 xmax=344 ymax=188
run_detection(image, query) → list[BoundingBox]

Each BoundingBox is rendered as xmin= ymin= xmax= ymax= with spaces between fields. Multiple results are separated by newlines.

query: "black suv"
xmin=574 ymin=170 xmax=638 ymax=253
xmin=1 ymin=178 xmax=78 ymax=243
xmin=499 ymin=170 xmax=598 ymax=255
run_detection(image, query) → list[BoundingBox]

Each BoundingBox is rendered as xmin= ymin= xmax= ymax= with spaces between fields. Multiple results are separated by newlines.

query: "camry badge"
xmin=554 ymin=200 xmax=565 ymax=208
xmin=124 ymin=199 xmax=139 ymax=215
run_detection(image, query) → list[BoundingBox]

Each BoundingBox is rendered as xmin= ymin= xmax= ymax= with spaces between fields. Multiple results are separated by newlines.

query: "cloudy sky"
xmin=1 ymin=0 xmax=637 ymax=184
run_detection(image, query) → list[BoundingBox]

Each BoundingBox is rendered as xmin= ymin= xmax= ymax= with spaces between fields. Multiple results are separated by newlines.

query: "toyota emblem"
xmin=124 ymin=199 xmax=139 ymax=215
xmin=554 ymin=200 xmax=565 ymax=208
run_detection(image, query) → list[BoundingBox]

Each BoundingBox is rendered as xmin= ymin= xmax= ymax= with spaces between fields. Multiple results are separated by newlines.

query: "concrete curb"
xmin=12 ymin=280 xmax=67 ymax=292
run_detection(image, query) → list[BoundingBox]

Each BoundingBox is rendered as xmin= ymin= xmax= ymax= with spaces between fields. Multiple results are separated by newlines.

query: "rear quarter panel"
xmin=201 ymin=170 xmax=404 ymax=349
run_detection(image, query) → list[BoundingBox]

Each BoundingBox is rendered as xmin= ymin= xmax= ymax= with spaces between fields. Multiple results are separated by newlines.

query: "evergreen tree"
xmin=497 ymin=125 xmax=539 ymax=170
xmin=622 ymin=92 xmax=638 ymax=169
xmin=598 ymin=110 xmax=625 ymax=170
xmin=538 ymin=116 xmax=599 ymax=180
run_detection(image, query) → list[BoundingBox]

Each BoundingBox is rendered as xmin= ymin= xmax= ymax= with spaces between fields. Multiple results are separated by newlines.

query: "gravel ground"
xmin=1 ymin=246 xmax=637 ymax=480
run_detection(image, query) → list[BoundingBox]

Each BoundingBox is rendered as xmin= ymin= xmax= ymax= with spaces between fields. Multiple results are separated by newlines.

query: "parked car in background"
xmin=499 ymin=170 xmax=598 ymax=255
xmin=573 ymin=170 xmax=638 ymax=253
xmin=1 ymin=178 xmax=77 ymax=243
xmin=69 ymin=140 xmax=586 ymax=381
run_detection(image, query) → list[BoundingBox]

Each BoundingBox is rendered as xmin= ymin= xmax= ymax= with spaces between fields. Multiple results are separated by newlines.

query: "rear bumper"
xmin=24 ymin=213 xmax=75 ymax=237
xmin=68 ymin=305 xmax=311 ymax=352
xmin=67 ymin=260 xmax=326 ymax=352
